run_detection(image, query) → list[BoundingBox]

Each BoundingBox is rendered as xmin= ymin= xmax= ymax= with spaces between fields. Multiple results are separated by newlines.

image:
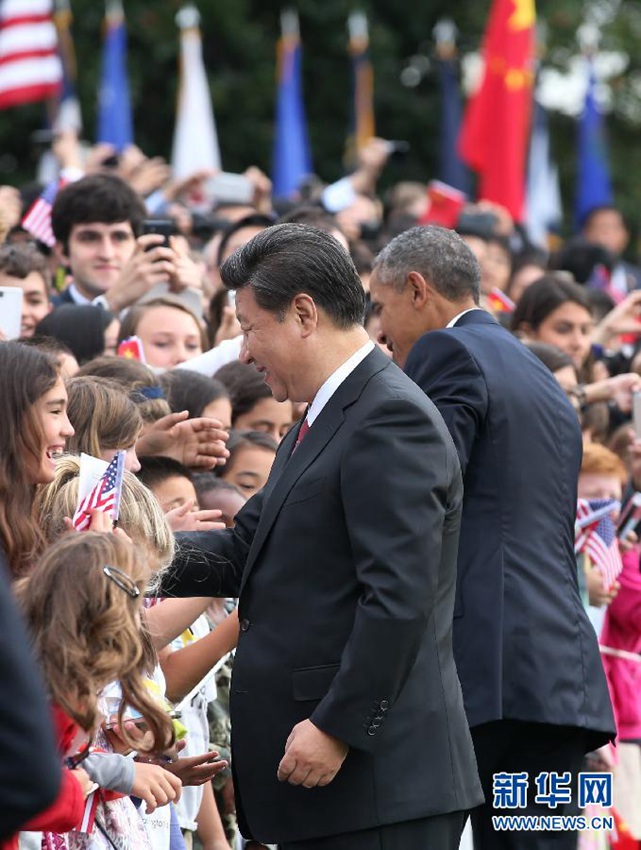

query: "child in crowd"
xmin=214 ymin=360 xmax=293 ymax=444
xmin=15 ymin=533 xmax=179 ymax=849
xmin=216 ymin=431 xmax=277 ymax=498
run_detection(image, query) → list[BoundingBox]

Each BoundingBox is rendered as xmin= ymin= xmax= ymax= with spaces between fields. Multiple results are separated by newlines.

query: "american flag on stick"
xmin=72 ymin=451 xmax=125 ymax=531
xmin=575 ymin=497 xmax=623 ymax=592
xmin=21 ymin=178 xmax=64 ymax=247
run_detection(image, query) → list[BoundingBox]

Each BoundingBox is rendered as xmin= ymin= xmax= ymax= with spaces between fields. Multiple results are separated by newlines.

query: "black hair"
xmin=511 ymin=273 xmax=593 ymax=333
xmin=220 ymin=223 xmax=365 ymax=328
xmin=522 ymin=341 xmax=576 ymax=375
xmin=216 ymin=214 xmax=274 ymax=267
xmin=36 ymin=304 xmax=116 ymax=365
xmin=51 ymin=173 xmax=147 ymax=251
xmin=137 ymin=456 xmax=194 ymax=492
xmin=159 ymin=370 xmax=230 ymax=420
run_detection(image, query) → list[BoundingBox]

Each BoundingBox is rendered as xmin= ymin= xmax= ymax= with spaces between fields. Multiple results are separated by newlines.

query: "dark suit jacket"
xmin=163 ymin=347 xmax=483 ymax=844
xmin=404 ymin=309 xmax=615 ymax=746
xmin=50 ymin=287 xmax=76 ymax=307
xmin=0 ymin=552 xmax=60 ymax=839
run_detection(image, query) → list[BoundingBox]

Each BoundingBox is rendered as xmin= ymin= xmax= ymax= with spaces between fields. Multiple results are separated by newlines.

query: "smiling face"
xmin=61 ymin=221 xmax=136 ymax=299
xmin=31 ymin=377 xmax=75 ymax=484
xmin=135 ymin=305 xmax=203 ymax=369
xmin=236 ymin=287 xmax=303 ymax=403
xmin=368 ymin=270 xmax=426 ymax=368
xmin=233 ymin=396 xmax=294 ymax=444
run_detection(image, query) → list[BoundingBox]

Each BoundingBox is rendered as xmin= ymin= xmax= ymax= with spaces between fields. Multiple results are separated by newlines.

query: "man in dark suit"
xmin=162 ymin=223 xmax=483 ymax=849
xmin=0 ymin=552 xmax=60 ymax=840
xmin=369 ymin=225 xmax=616 ymax=850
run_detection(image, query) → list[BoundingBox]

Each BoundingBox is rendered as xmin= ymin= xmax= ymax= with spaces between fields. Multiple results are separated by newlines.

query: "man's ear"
xmin=54 ymin=240 xmax=69 ymax=269
xmin=407 ymin=271 xmax=431 ymax=308
xmin=291 ymin=293 xmax=318 ymax=336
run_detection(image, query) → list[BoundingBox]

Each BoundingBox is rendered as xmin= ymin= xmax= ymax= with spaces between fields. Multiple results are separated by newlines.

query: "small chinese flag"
xmin=486 ymin=287 xmax=515 ymax=314
xmin=458 ymin=0 xmax=536 ymax=221
xmin=117 ymin=336 xmax=146 ymax=362
xmin=420 ymin=181 xmax=467 ymax=229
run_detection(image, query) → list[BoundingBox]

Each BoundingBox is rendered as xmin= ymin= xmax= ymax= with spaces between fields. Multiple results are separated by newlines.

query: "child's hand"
xmin=165 ymin=500 xmax=224 ymax=532
xmin=162 ymin=750 xmax=228 ymax=786
xmin=71 ymin=767 xmax=97 ymax=799
xmin=104 ymin=720 xmax=154 ymax=754
xmin=131 ymin=762 xmax=182 ymax=813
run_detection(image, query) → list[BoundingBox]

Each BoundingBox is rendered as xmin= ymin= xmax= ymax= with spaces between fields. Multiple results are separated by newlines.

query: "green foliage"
xmin=1 ymin=0 xmax=640 ymax=238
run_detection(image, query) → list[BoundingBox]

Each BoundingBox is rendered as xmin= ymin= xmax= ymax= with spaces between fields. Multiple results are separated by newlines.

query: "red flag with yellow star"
xmin=458 ymin=0 xmax=536 ymax=221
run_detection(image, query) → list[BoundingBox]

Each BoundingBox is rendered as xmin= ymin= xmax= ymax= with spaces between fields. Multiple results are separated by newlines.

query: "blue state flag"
xmin=96 ymin=0 xmax=133 ymax=151
xmin=437 ymin=56 xmax=469 ymax=194
xmin=575 ymin=58 xmax=612 ymax=226
xmin=271 ymin=11 xmax=312 ymax=199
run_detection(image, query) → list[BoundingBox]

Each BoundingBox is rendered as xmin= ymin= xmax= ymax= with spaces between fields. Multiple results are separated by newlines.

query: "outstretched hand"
xmin=136 ymin=410 xmax=229 ymax=470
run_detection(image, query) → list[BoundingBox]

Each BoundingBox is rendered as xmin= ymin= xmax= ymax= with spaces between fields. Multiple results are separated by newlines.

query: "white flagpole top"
xmin=106 ymin=0 xmax=124 ymax=18
xmin=348 ymin=11 xmax=368 ymax=42
xmin=280 ymin=8 xmax=299 ymax=39
xmin=433 ymin=18 xmax=458 ymax=48
xmin=176 ymin=5 xmax=201 ymax=30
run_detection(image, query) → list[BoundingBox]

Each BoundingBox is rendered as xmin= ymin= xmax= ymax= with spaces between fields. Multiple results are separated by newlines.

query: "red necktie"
xmin=293 ymin=418 xmax=310 ymax=453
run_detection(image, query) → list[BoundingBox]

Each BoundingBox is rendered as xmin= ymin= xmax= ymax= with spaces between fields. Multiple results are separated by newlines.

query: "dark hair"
xmin=278 ymin=205 xmax=343 ymax=237
xmin=36 ymin=304 xmax=116 ymax=364
xmin=511 ymin=273 xmax=593 ymax=333
xmin=550 ymin=238 xmax=615 ymax=284
xmin=192 ymin=472 xmax=243 ymax=500
xmin=214 ymin=360 xmax=272 ymax=422
xmin=0 ymin=242 xmax=49 ymax=284
xmin=159 ymin=370 xmax=230 ymax=420
xmin=137 ymin=456 xmax=193 ymax=491
xmin=215 ymin=429 xmax=278 ymax=480
xmin=220 ymin=223 xmax=366 ymax=328
xmin=0 ymin=341 xmax=59 ymax=575
xmin=51 ymin=173 xmax=147 ymax=251
xmin=216 ymin=214 xmax=274 ymax=267
xmin=522 ymin=341 xmax=577 ymax=375
xmin=373 ymin=224 xmax=481 ymax=303
xmin=579 ymin=204 xmax=627 ymax=233
xmin=505 ymin=247 xmax=548 ymax=299
xmin=19 ymin=334 xmax=75 ymax=361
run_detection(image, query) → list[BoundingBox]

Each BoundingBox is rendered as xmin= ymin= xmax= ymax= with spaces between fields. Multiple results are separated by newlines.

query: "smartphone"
xmin=205 ymin=172 xmax=254 ymax=206
xmin=634 ymin=391 xmax=641 ymax=440
xmin=617 ymin=492 xmax=641 ymax=539
xmin=0 ymin=287 xmax=22 ymax=340
xmin=142 ymin=218 xmax=175 ymax=249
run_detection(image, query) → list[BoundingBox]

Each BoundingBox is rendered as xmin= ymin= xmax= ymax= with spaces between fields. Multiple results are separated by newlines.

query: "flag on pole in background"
xmin=525 ymin=99 xmax=561 ymax=248
xmin=433 ymin=19 xmax=469 ymax=195
xmin=0 ymin=0 xmax=62 ymax=109
xmin=575 ymin=57 xmax=613 ymax=227
xmin=96 ymin=0 xmax=133 ymax=151
xmin=72 ymin=451 xmax=125 ymax=531
xmin=575 ymin=497 xmax=623 ymax=592
xmin=345 ymin=11 xmax=374 ymax=166
xmin=458 ymin=0 xmax=536 ymax=221
xmin=52 ymin=0 xmax=81 ymax=131
xmin=271 ymin=9 xmax=312 ymax=199
xmin=171 ymin=4 xmax=221 ymax=180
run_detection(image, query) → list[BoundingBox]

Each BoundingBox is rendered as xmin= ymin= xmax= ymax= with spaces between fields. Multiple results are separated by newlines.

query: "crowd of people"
xmin=0 ymin=129 xmax=640 ymax=850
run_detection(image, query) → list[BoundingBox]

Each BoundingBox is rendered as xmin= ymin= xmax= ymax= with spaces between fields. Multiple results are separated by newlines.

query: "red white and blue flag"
xmin=21 ymin=177 xmax=63 ymax=246
xmin=575 ymin=497 xmax=623 ymax=592
xmin=0 ymin=0 xmax=62 ymax=109
xmin=73 ymin=451 xmax=125 ymax=531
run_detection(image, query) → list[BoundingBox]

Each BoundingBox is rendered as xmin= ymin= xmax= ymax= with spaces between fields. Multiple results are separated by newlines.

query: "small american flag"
xmin=21 ymin=178 xmax=63 ymax=247
xmin=575 ymin=498 xmax=623 ymax=592
xmin=72 ymin=451 xmax=125 ymax=531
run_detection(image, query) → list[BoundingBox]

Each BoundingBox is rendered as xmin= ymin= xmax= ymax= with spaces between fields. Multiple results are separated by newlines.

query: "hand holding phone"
xmin=0 ymin=287 xmax=22 ymax=340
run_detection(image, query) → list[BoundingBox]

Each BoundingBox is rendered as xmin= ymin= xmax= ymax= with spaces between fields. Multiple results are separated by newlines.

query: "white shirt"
xmin=306 ymin=341 xmax=375 ymax=427
xmin=446 ymin=307 xmax=481 ymax=329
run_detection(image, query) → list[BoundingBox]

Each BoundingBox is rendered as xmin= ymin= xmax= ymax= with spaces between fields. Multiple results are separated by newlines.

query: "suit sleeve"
xmin=310 ymin=396 xmax=460 ymax=752
xmin=404 ymin=331 xmax=488 ymax=475
xmin=0 ymin=562 xmax=60 ymax=841
xmin=159 ymin=489 xmax=263 ymax=598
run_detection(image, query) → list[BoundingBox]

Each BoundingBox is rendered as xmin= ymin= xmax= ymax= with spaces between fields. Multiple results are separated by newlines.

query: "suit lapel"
xmin=239 ymin=348 xmax=391 ymax=593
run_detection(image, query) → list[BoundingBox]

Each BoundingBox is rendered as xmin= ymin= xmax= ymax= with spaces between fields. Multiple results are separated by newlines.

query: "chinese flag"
xmin=458 ymin=0 xmax=536 ymax=221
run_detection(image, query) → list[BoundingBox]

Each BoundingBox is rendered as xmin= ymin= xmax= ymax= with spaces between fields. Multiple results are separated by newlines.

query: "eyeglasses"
xmin=103 ymin=565 xmax=140 ymax=599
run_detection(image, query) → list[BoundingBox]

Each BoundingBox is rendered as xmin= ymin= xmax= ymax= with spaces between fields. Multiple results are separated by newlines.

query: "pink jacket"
xmin=600 ymin=549 xmax=641 ymax=741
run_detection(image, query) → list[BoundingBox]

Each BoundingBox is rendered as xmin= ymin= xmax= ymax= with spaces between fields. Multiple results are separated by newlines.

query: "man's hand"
xmin=136 ymin=410 xmax=229 ymax=470
xmin=105 ymin=233 xmax=177 ymax=313
xmin=277 ymin=719 xmax=348 ymax=788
